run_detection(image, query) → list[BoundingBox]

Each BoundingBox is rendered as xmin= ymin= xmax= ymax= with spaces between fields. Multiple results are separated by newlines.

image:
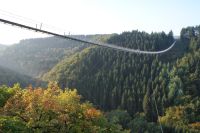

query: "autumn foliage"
xmin=0 ymin=83 xmax=127 ymax=133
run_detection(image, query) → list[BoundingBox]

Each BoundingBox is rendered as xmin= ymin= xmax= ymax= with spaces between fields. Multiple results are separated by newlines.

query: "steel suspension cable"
xmin=0 ymin=17 xmax=176 ymax=54
xmin=153 ymin=97 xmax=164 ymax=133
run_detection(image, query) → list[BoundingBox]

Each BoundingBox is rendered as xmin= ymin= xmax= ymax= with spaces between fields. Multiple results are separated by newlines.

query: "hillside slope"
xmin=0 ymin=65 xmax=42 ymax=87
xmin=0 ymin=35 xmax=110 ymax=78
xmin=43 ymin=30 xmax=176 ymax=112
xmin=43 ymin=28 xmax=200 ymax=132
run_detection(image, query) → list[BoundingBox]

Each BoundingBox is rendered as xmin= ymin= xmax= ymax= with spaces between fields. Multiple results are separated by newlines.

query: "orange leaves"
xmin=43 ymin=99 xmax=59 ymax=111
xmin=3 ymin=91 xmax=24 ymax=115
xmin=84 ymin=108 xmax=101 ymax=119
xmin=33 ymin=88 xmax=44 ymax=96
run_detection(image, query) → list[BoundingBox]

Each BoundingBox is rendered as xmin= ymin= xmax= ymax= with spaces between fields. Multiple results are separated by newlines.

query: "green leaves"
xmin=0 ymin=116 xmax=30 ymax=133
xmin=0 ymin=85 xmax=17 ymax=107
xmin=168 ymin=76 xmax=183 ymax=102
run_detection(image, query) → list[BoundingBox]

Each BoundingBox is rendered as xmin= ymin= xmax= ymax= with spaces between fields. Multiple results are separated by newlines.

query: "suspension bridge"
xmin=0 ymin=10 xmax=176 ymax=55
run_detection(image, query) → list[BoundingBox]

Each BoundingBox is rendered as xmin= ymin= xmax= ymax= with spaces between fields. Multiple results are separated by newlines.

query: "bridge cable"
xmin=0 ymin=17 xmax=176 ymax=54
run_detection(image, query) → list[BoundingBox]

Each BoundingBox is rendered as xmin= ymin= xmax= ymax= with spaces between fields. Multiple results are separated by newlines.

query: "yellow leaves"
xmin=160 ymin=106 xmax=185 ymax=125
xmin=189 ymin=122 xmax=200 ymax=130
xmin=57 ymin=89 xmax=80 ymax=106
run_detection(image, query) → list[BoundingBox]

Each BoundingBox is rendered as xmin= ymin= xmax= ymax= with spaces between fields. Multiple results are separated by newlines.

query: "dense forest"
xmin=43 ymin=27 xmax=200 ymax=132
xmin=0 ymin=26 xmax=200 ymax=132
xmin=43 ymin=30 xmax=177 ymax=115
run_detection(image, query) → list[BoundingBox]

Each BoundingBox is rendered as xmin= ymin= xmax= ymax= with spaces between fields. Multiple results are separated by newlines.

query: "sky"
xmin=0 ymin=0 xmax=199 ymax=45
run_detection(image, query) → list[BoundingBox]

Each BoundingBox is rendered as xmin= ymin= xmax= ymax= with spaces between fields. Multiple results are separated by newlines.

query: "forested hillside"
xmin=0 ymin=66 xmax=43 ymax=87
xmin=0 ymin=35 xmax=111 ymax=78
xmin=43 ymin=30 xmax=176 ymax=114
xmin=43 ymin=27 xmax=200 ymax=132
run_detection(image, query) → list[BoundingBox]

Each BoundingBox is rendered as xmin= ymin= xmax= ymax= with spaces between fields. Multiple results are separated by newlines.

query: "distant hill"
xmin=0 ymin=35 xmax=111 ymax=78
xmin=0 ymin=65 xmax=43 ymax=87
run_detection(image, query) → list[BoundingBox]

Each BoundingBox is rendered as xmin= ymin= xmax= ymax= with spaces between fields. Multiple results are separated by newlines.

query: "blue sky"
xmin=0 ymin=0 xmax=199 ymax=45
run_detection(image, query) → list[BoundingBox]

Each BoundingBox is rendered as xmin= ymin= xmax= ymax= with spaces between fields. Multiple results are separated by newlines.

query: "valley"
xmin=0 ymin=26 xmax=200 ymax=132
